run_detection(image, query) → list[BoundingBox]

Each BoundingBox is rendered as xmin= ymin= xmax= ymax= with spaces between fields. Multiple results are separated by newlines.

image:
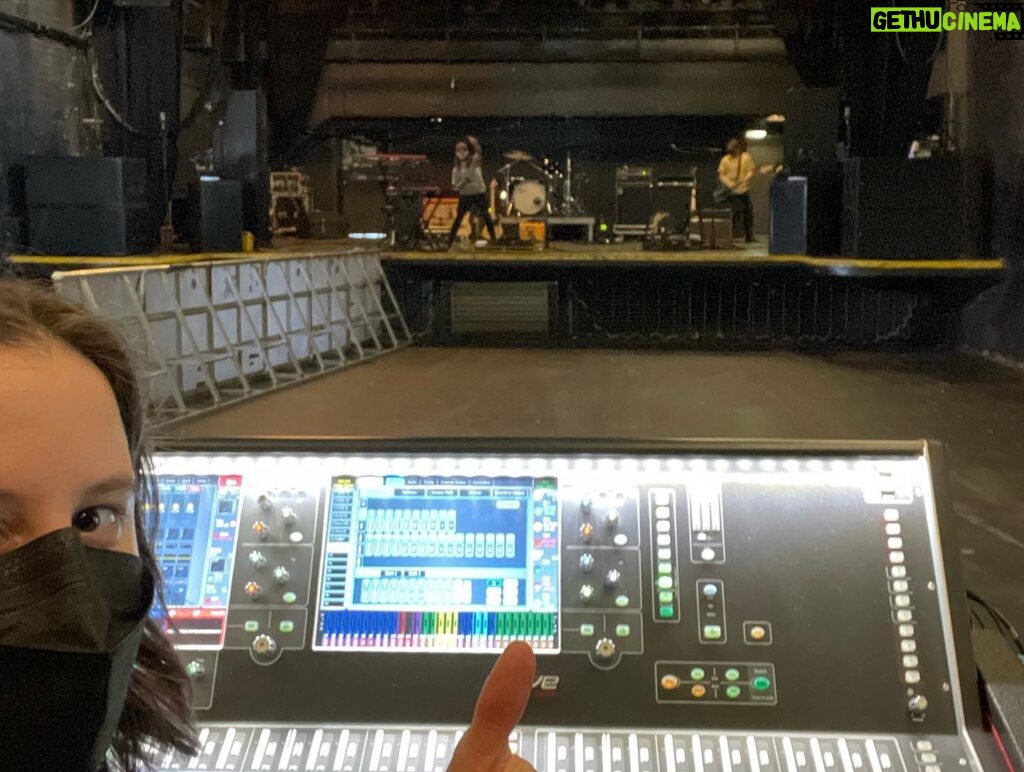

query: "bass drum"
xmin=511 ymin=180 xmax=547 ymax=216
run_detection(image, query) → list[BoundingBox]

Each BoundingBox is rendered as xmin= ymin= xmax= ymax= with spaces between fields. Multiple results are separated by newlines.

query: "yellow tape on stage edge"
xmin=382 ymin=250 xmax=1005 ymax=272
xmin=8 ymin=248 xmax=369 ymax=267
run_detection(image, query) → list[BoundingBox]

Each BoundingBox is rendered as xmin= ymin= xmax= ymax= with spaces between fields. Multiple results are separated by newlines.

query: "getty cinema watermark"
xmin=872 ymin=3 xmax=1024 ymax=39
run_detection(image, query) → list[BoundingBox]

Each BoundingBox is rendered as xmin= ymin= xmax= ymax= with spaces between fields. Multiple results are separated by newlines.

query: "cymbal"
xmin=504 ymin=150 xmax=535 ymax=162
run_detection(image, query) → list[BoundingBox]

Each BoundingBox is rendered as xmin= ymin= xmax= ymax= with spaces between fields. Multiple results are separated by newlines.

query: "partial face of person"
xmin=455 ymin=143 xmax=470 ymax=159
xmin=727 ymin=140 xmax=740 ymax=155
xmin=0 ymin=341 xmax=138 ymax=556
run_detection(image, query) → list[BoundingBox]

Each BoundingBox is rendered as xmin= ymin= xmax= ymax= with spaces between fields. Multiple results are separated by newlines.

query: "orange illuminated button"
xmin=252 ymin=520 xmax=269 ymax=539
xmin=750 ymin=625 xmax=767 ymax=641
xmin=661 ymin=674 xmax=681 ymax=691
xmin=691 ymin=684 xmax=707 ymax=698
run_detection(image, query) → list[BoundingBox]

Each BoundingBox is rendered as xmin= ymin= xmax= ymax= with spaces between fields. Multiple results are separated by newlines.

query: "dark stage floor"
xmin=176 ymin=346 xmax=1024 ymax=631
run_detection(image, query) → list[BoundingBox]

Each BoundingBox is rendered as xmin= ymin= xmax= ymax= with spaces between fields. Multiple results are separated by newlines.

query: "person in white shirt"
xmin=717 ymin=137 xmax=756 ymax=243
xmin=449 ymin=136 xmax=498 ymax=247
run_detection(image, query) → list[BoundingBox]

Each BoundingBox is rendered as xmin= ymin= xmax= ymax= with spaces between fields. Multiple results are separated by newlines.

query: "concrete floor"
xmin=177 ymin=346 xmax=1024 ymax=630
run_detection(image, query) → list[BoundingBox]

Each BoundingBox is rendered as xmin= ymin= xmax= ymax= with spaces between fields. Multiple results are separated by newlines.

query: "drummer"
xmin=449 ymin=136 xmax=498 ymax=248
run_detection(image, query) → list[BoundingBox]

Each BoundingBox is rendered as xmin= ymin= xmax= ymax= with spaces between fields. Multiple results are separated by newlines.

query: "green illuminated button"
xmin=279 ymin=620 xmax=295 ymax=634
xmin=690 ymin=667 xmax=706 ymax=681
xmin=726 ymin=685 xmax=742 ymax=699
xmin=283 ymin=591 xmax=297 ymax=605
xmin=657 ymin=576 xmax=674 ymax=590
xmin=580 ymin=623 xmax=595 ymax=637
xmin=658 ymin=562 xmax=673 ymax=575
xmin=703 ymin=624 xmax=723 ymax=640
xmin=615 ymin=624 xmax=631 ymax=637
xmin=659 ymin=605 xmax=675 ymax=619
xmin=724 ymin=668 xmax=741 ymax=682
xmin=752 ymin=675 xmax=772 ymax=692
xmin=615 ymin=595 xmax=630 ymax=608
xmin=244 ymin=620 xmax=260 ymax=633
xmin=659 ymin=591 xmax=674 ymax=604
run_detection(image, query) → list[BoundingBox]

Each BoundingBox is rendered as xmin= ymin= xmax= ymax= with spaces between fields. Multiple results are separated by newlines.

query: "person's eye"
xmin=72 ymin=506 xmax=129 ymax=547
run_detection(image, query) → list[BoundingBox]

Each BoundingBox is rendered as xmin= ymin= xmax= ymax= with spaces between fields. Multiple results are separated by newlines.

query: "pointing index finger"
xmin=447 ymin=642 xmax=536 ymax=771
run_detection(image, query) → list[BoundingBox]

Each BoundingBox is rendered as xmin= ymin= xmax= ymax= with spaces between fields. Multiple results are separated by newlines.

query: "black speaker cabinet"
xmin=653 ymin=181 xmax=693 ymax=221
xmin=769 ymin=176 xmax=808 ymax=255
xmin=842 ymin=158 xmax=961 ymax=260
xmin=342 ymin=181 xmax=387 ymax=235
xmin=615 ymin=184 xmax=653 ymax=234
xmin=785 ymin=161 xmax=842 ymax=256
xmin=190 ymin=179 xmax=243 ymax=252
xmin=784 ymin=87 xmax=842 ymax=167
xmin=25 ymin=157 xmax=150 ymax=256
xmin=214 ymin=91 xmax=271 ymax=246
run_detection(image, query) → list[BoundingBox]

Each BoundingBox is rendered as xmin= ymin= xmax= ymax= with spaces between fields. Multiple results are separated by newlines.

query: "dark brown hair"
xmin=454 ymin=137 xmax=475 ymax=169
xmin=0 ymin=279 xmax=198 ymax=770
xmin=727 ymin=137 xmax=748 ymax=155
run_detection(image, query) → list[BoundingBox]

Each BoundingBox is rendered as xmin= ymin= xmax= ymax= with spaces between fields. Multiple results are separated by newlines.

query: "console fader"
xmin=146 ymin=440 xmax=1005 ymax=772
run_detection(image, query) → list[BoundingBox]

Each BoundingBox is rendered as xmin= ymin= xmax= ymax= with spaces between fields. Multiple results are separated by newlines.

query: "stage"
xmin=8 ymin=238 xmax=1005 ymax=280
xmin=379 ymin=241 xmax=1006 ymax=348
xmin=384 ymin=240 xmax=1005 ymax=279
xmin=8 ymin=239 xmax=1006 ymax=350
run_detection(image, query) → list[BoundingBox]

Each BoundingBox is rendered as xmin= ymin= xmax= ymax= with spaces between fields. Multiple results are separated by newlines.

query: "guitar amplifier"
xmin=698 ymin=209 xmax=733 ymax=249
xmin=614 ymin=165 xmax=654 ymax=236
xmin=653 ymin=180 xmax=694 ymax=222
xmin=615 ymin=165 xmax=654 ymax=185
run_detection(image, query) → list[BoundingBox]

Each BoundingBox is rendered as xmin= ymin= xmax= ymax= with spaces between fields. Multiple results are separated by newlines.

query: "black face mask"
xmin=0 ymin=528 xmax=154 ymax=772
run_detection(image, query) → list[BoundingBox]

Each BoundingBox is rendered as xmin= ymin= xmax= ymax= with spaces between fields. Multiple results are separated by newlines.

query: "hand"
xmin=447 ymin=642 xmax=537 ymax=772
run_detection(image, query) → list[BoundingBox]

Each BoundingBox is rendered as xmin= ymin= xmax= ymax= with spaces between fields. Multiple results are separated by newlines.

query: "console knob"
xmin=257 ymin=494 xmax=273 ymax=511
xmin=579 ymin=553 xmax=595 ymax=573
xmin=244 ymin=581 xmax=263 ymax=600
xmin=185 ymin=660 xmax=206 ymax=680
xmin=605 ymin=509 xmax=620 ymax=529
xmin=594 ymin=637 xmax=617 ymax=662
xmin=908 ymin=695 xmax=928 ymax=714
xmin=580 ymin=496 xmax=594 ymax=517
xmin=252 ymin=520 xmax=270 ymax=540
xmin=281 ymin=506 xmax=298 ymax=526
xmin=273 ymin=566 xmax=291 ymax=585
xmin=251 ymin=634 xmax=278 ymax=661
xmin=579 ymin=584 xmax=595 ymax=604
xmin=579 ymin=522 xmax=594 ymax=544
xmin=248 ymin=550 xmax=267 ymax=569
xmin=605 ymin=569 xmax=622 ymax=589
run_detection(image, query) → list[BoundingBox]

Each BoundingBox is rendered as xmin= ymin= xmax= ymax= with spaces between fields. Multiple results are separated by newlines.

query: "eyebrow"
xmin=0 ymin=476 xmax=137 ymax=505
xmin=82 ymin=476 xmax=138 ymax=498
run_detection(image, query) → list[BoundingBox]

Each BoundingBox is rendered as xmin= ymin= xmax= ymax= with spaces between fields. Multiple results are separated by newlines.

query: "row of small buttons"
xmin=244 ymin=618 xmax=296 ymax=634
xmin=580 ymin=623 xmax=632 ymax=638
xmin=658 ymin=663 xmax=776 ymax=704
xmin=914 ymin=739 xmax=941 ymax=772
xmin=651 ymin=489 xmax=679 ymax=621
xmin=884 ymin=509 xmax=925 ymax=700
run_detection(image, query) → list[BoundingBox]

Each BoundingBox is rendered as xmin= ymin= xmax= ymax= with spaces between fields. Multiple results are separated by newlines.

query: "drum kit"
xmin=496 ymin=149 xmax=587 ymax=218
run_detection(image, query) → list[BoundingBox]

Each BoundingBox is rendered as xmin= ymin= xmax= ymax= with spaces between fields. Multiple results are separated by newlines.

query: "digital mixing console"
xmin=144 ymin=439 xmax=1008 ymax=772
